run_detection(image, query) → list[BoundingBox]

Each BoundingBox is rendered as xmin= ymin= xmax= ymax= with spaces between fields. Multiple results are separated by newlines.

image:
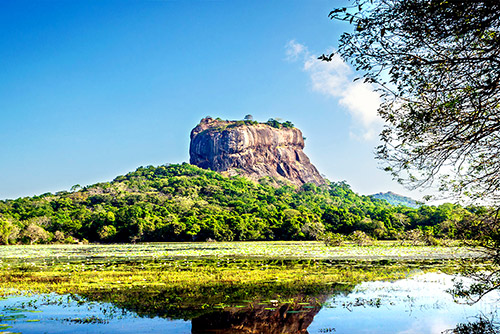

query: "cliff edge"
xmin=189 ymin=117 xmax=325 ymax=186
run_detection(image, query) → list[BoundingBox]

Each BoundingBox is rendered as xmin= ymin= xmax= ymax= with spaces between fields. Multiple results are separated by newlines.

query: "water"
xmin=0 ymin=295 xmax=190 ymax=333
xmin=0 ymin=273 xmax=498 ymax=334
xmin=308 ymin=272 xmax=499 ymax=333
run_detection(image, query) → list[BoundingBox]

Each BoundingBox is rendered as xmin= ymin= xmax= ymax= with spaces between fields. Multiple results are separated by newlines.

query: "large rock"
xmin=189 ymin=117 xmax=325 ymax=186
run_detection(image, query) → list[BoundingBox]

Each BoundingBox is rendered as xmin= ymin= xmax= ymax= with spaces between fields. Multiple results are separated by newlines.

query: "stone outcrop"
xmin=189 ymin=117 xmax=325 ymax=186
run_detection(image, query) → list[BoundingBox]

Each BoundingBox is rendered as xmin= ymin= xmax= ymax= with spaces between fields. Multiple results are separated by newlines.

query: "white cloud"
xmin=285 ymin=40 xmax=306 ymax=61
xmin=304 ymin=54 xmax=351 ymax=95
xmin=340 ymin=82 xmax=380 ymax=127
xmin=285 ymin=40 xmax=383 ymax=140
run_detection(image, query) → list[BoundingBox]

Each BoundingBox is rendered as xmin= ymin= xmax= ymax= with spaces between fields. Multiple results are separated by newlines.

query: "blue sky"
xmin=0 ymin=0 xmax=431 ymax=201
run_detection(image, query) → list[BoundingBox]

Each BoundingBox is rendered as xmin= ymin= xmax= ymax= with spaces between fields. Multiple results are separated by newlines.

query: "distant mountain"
xmin=371 ymin=191 xmax=420 ymax=208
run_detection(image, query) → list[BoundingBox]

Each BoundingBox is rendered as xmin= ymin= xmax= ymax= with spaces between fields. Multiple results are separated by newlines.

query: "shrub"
xmin=63 ymin=236 xmax=78 ymax=244
xmin=0 ymin=218 xmax=17 ymax=245
xmin=282 ymin=121 xmax=294 ymax=128
xmin=322 ymin=232 xmax=346 ymax=246
xmin=349 ymin=230 xmax=373 ymax=246
xmin=98 ymin=225 xmax=117 ymax=241
xmin=399 ymin=229 xmax=442 ymax=246
xmin=22 ymin=224 xmax=51 ymax=244
xmin=53 ymin=230 xmax=65 ymax=243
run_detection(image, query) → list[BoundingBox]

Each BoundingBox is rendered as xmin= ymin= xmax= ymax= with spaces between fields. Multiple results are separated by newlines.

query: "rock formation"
xmin=189 ymin=117 xmax=325 ymax=186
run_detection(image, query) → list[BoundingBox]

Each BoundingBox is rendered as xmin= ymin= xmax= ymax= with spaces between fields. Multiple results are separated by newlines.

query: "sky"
xmin=0 ymin=0 xmax=432 ymax=201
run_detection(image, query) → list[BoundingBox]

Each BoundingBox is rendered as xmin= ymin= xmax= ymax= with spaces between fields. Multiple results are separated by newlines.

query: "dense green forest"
xmin=0 ymin=164 xmax=483 ymax=245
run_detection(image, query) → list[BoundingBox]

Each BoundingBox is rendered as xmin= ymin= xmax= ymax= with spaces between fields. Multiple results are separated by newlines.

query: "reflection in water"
xmin=0 ymin=273 xmax=499 ymax=333
xmin=309 ymin=272 xmax=500 ymax=334
xmin=445 ymin=316 xmax=499 ymax=334
xmin=0 ymin=294 xmax=190 ymax=333
xmin=191 ymin=298 xmax=325 ymax=334
xmin=0 ymin=295 xmax=326 ymax=334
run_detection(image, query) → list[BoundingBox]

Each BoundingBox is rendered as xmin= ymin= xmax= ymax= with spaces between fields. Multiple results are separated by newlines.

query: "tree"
xmin=244 ymin=114 xmax=253 ymax=121
xmin=325 ymin=0 xmax=500 ymax=201
xmin=325 ymin=0 xmax=500 ymax=300
xmin=282 ymin=120 xmax=294 ymax=128
xmin=70 ymin=184 xmax=82 ymax=192
xmin=0 ymin=218 xmax=16 ymax=245
xmin=22 ymin=224 xmax=51 ymax=244
xmin=266 ymin=118 xmax=281 ymax=128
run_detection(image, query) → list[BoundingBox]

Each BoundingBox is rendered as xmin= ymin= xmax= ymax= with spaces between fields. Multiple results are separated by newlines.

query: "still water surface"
xmin=1 ymin=272 xmax=498 ymax=334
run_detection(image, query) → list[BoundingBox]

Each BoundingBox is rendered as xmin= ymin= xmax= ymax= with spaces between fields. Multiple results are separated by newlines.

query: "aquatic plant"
xmin=0 ymin=242 xmax=485 ymax=318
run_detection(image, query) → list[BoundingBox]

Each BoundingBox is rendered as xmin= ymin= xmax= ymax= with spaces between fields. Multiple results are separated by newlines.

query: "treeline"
xmin=0 ymin=163 xmax=484 ymax=244
xmin=204 ymin=116 xmax=295 ymax=130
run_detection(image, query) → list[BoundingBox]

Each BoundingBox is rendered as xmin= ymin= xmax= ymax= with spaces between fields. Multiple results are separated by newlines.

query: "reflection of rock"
xmin=191 ymin=299 xmax=325 ymax=334
xmin=189 ymin=117 xmax=325 ymax=186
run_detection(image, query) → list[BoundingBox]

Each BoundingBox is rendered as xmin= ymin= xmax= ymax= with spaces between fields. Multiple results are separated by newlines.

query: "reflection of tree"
xmin=449 ymin=266 xmax=500 ymax=305
xmin=443 ymin=315 xmax=499 ymax=334
xmin=77 ymin=288 xmax=330 ymax=333
xmin=76 ymin=284 xmax=344 ymax=322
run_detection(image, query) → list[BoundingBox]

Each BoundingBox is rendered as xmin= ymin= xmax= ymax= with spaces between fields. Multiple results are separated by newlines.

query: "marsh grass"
xmin=0 ymin=241 xmax=481 ymax=262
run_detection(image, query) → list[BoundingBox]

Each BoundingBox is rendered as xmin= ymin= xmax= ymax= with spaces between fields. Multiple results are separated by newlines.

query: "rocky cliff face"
xmin=189 ymin=117 xmax=325 ymax=186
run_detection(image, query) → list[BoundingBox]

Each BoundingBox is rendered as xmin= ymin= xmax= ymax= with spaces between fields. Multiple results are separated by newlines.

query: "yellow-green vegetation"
xmin=0 ymin=242 xmax=484 ymax=318
xmin=0 ymin=241 xmax=482 ymax=261
xmin=0 ymin=258 xmax=409 ymax=298
xmin=0 ymin=258 xmax=447 ymax=318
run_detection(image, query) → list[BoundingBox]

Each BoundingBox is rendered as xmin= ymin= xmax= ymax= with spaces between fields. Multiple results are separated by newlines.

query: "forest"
xmin=0 ymin=163 xmax=485 ymax=245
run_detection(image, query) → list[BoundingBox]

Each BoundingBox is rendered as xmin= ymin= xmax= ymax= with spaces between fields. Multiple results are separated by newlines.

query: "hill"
xmin=371 ymin=192 xmax=420 ymax=208
xmin=0 ymin=163 xmax=474 ymax=244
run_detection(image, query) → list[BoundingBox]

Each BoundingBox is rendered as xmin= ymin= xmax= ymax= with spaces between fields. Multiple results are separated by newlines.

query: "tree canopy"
xmin=0 ymin=163 xmax=477 ymax=245
xmin=325 ymin=0 xmax=500 ymax=301
xmin=324 ymin=0 xmax=500 ymax=203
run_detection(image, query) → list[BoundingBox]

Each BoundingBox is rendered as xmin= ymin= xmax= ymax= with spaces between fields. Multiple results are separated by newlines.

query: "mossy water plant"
xmin=0 ymin=242 xmax=486 ymax=319
xmin=0 ymin=241 xmax=482 ymax=262
xmin=0 ymin=258 xmax=423 ymax=319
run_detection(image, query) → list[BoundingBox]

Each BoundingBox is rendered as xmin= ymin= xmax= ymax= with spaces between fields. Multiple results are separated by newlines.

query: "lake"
xmin=1 ymin=272 xmax=498 ymax=334
xmin=0 ymin=242 xmax=495 ymax=333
